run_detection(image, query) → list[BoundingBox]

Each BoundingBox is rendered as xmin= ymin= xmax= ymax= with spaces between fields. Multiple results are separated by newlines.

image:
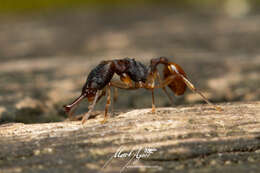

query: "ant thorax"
xmin=124 ymin=59 xmax=148 ymax=83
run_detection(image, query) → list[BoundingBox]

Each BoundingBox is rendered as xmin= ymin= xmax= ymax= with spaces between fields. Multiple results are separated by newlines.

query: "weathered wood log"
xmin=0 ymin=101 xmax=260 ymax=173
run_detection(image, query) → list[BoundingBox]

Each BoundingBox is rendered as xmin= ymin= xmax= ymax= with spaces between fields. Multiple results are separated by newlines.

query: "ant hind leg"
xmin=155 ymin=71 xmax=175 ymax=105
xmin=179 ymin=75 xmax=223 ymax=111
xmin=156 ymin=71 xmax=222 ymax=111
xmin=81 ymin=90 xmax=102 ymax=124
xmin=151 ymin=89 xmax=156 ymax=113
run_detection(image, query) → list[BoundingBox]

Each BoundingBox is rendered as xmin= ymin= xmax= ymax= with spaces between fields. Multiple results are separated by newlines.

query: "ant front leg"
xmin=113 ymin=87 xmax=118 ymax=102
xmin=101 ymin=84 xmax=111 ymax=124
xmin=111 ymin=87 xmax=118 ymax=114
xmin=120 ymin=73 xmax=134 ymax=88
xmin=82 ymin=90 xmax=102 ymax=124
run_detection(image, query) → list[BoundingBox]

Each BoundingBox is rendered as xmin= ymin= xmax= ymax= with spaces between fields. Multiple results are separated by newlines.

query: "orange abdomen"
xmin=163 ymin=63 xmax=187 ymax=95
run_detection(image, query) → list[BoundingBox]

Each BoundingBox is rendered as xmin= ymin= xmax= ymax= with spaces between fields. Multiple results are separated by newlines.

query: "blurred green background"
xmin=1 ymin=0 xmax=215 ymax=14
xmin=0 ymin=0 xmax=258 ymax=15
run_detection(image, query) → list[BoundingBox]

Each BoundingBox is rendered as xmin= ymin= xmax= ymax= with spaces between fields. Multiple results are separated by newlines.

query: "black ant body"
xmin=64 ymin=57 xmax=222 ymax=124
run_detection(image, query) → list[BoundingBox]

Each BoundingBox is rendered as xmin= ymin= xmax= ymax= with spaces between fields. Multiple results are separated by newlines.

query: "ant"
xmin=64 ymin=57 xmax=222 ymax=124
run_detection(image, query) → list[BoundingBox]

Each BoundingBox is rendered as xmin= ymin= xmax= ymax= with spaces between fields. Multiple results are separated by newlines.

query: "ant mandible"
xmin=64 ymin=57 xmax=222 ymax=124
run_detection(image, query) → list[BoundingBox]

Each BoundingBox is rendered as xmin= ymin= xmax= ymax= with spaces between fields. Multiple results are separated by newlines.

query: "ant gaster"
xmin=64 ymin=57 xmax=222 ymax=124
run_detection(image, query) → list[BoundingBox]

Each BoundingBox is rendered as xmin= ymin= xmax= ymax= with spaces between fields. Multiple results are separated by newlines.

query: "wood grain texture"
xmin=0 ymin=101 xmax=260 ymax=173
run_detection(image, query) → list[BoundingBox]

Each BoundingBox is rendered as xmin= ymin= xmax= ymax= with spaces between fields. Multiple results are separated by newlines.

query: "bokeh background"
xmin=0 ymin=0 xmax=259 ymax=123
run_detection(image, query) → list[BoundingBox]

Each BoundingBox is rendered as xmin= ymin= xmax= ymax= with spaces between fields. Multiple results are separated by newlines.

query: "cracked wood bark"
xmin=0 ymin=101 xmax=260 ymax=173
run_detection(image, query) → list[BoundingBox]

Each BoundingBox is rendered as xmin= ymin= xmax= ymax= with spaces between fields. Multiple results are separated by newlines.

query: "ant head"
xmin=63 ymin=88 xmax=97 ymax=114
xmin=64 ymin=104 xmax=72 ymax=113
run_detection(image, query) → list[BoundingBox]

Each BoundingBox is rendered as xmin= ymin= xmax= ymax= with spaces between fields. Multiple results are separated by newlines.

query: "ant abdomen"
xmin=163 ymin=63 xmax=187 ymax=96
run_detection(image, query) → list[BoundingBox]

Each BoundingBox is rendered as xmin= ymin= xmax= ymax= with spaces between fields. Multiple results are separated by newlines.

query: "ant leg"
xmin=111 ymin=87 xmax=118 ymax=115
xmin=110 ymin=73 xmax=138 ymax=90
xmin=145 ymin=71 xmax=158 ymax=113
xmin=120 ymin=73 xmax=133 ymax=87
xmin=73 ymin=89 xmax=106 ymax=121
xmin=179 ymin=74 xmax=223 ymax=111
xmin=110 ymin=81 xmax=140 ymax=90
xmin=111 ymin=81 xmax=157 ymax=113
xmin=146 ymin=70 xmax=173 ymax=112
xmin=82 ymin=90 xmax=102 ymax=124
xmin=151 ymin=89 xmax=156 ymax=113
xmin=156 ymin=71 xmax=175 ymax=105
xmin=113 ymin=87 xmax=118 ymax=103
xmin=161 ymin=75 xmax=178 ymax=87
xmin=101 ymin=84 xmax=111 ymax=124
xmin=97 ymin=89 xmax=106 ymax=102
xmin=74 ymin=90 xmax=105 ymax=122
xmin=157 ymin=73 xmax=222 ymax=111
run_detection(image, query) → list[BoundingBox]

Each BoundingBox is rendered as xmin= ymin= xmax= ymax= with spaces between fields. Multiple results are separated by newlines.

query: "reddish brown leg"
xmin=161 ymin=75 xmax=178 ymax=87
xmin=111 ymin=87 xmax=118 ymax=114
xmin=110 ymin=81 xmax=140 ymax=90
xmin=82 ymin=90 xmax=102 ymax=124
xmin=146 ymin=70 xmax=169 ymax=113
xmin=113 ymin=74 xmax=158 ymax=113
xmin=101 ymin=84 xmax=111 ymax=124
xmin=120 ymin=73 xmax=133 ymax=87
xmin=113 ymin=88 xmax=118 ymax=102
xmin=179 ymin=75 xmax=223 ymax=111
xmin=159 ymin=70 xmax=222 ymax=111
xmin=156 ymin=71 xmax=175 ymax=105
xmin=151 ymin=89 xmax=156 ymax=113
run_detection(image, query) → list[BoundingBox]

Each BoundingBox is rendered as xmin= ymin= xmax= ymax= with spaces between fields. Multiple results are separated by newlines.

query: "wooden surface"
xmin=0 ymin=101 xmax=260 ymax=173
